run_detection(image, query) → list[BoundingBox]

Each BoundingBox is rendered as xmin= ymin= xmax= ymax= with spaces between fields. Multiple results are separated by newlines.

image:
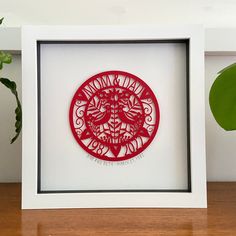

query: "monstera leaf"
xmin=209 ymin=63 xmax=236 ymax=131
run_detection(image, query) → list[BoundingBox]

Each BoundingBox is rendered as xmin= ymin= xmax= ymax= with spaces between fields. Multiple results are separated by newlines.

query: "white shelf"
xmin=1 ymin=27 xmax=236 ymax=55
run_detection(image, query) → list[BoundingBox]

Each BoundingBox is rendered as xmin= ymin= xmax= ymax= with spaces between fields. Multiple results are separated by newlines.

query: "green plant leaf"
xmin=0 ymin=77 xmax=16 ymax=93
xmin=209 ymin=63 xmax=236 ymax=131
xmin=218 ymin=63 xmax=236 ymax=74
xmin=0 ymin=17 xmax=3 ymax=25
xmin=0 ymin=77 xmax=22 ymax=143
xmin=0 ymin=51 xmax=12 ymax=65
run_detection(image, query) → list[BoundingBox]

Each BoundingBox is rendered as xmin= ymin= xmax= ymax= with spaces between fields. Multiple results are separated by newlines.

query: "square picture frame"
xmin=22 ymin=25 xmax=206 ymax=209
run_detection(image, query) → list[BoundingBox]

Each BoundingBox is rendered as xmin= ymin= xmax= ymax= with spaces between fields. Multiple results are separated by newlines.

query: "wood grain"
xmin=0 ymin=183 xmax=235 ymax=235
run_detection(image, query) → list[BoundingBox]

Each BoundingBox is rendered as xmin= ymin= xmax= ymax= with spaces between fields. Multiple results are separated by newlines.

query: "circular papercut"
xmin=69 ymin=71 xmax=160 ymax=161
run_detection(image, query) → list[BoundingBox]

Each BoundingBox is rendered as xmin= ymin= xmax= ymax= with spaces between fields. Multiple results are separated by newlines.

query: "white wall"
xmin=1 ymin=0 xmax=236 ymax=182
xmin=1 ymin=0 xmax=236 ymax=27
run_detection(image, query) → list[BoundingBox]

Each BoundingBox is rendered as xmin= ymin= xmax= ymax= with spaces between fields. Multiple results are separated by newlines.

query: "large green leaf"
xmin=0 ymin=78 xmax=22 ymax=143
xmin=0 ymin=17 xmax=3 ymax=25
xmin=209 ymin=63 xmax=236 ymax=130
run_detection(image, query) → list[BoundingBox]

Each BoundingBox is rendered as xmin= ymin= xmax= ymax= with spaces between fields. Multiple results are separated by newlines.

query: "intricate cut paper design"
xmin=69 ymin=71 xmax=160 ymax=161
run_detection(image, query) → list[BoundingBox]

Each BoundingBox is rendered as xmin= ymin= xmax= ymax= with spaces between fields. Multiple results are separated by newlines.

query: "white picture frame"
xmin=22 ymin=25 xmax=206 ymax=209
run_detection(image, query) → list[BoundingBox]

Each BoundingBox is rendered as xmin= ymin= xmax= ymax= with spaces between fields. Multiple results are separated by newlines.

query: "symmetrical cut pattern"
xmin=69 ymin=71 xmax=160 ymax=161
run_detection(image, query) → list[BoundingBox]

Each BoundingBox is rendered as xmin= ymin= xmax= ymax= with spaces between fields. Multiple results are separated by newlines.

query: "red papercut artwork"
xmin=69 ymin=71 xmax=160 ymax=162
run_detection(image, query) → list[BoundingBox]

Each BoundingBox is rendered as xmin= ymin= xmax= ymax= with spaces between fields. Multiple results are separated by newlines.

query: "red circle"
xmin=69 ymin=71 xmax=160 ymax=162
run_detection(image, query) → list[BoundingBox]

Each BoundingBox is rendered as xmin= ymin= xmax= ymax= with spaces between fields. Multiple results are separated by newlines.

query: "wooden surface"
xmin=0 ymin=183 xmax=235 ymax=236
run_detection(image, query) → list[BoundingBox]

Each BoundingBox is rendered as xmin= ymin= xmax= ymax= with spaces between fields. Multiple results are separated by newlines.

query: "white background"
xmin=0 ymin=0 xmax=236 ymax=182
xmin=40 ymin=43 xmax=188 ymax=190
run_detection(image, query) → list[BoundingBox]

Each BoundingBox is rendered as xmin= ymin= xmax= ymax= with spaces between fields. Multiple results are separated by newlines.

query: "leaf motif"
xmin=107 ymin=107 xmax=122 ymax=140
xmin=80 ymin=129 xmax=92 ymax=140
xmin=110 ymin=145 xmax=121 ymax=157
xmin=127 ymin=96 xmax=141 ymax=112
xmin=0 ymin=17 xmax=4 ymax=25
xmin=87 ymin=98 xmax=100 ymax=112
xmin=139 ymin=127 xmax=150 ymax=138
